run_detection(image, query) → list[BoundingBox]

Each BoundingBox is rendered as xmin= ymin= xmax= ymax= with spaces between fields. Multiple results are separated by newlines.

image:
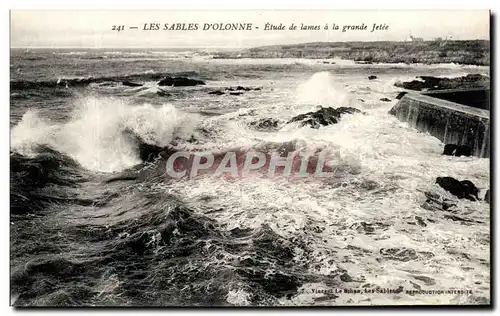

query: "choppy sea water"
xmin=10 ymin=48 xmax=490 ymax=306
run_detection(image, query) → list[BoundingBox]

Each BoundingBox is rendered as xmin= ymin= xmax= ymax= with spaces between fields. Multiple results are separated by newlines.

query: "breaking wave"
xmin=296 ymin=71 xmax=360 ymax=108
xmin=11 ymin=96 xmax=198 ymax=172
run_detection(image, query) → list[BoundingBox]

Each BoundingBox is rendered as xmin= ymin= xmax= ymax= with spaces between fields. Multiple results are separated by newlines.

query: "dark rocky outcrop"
xmin=355 ymin=61 xmax=373 ymax=65
xmin=422 ymin=190 xmax=484 ymax=224
xmin=158 ymin=77 xmax=205 ymax=87
xmin=443 ymin=144 xmax=473 ymax=157
xmin=436 ymin=177 xmax=479 ymax=201
xmin=249 ymin=118 xmax=282 ymax=130
xmin=288 ymin=106 xmax=361 ymax=128
xmin=422 ymin=191 xmax=457 ymax=212
xmin=414 ymin=216 xmax=427 ymax=227
xmin=484 ymin=189 xmax=490 ymax=204
xmin=368 ymin=75 xmax=378 ymax=80
xmin=380 ymin=97 xmax=391 ymax=102
xmin=10 ymin=72 xmax=204 ymax=90
xmin=394 ymin=74 xmax=490 ymax=91
xmin=208 ymin=90 xmax=225 ymax=95
xmin=227 ymin=86 xmax=261 ymax=92
xmin=229 ymin=92 xmax=244 ymax=96
xmin=122 ymin=80 xmax=143 ymax=87
xmin=230 ymin=86 xmax=251 ymax=91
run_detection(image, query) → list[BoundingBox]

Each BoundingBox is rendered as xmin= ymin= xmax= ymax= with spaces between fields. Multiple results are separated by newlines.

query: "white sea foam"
xmin=11 ymin=96 xmax=198 ymax=172
xmin=226 ymin=288 xmax=252 ymax=306
xmin=161 ymin=70 xmax=490 ymax=305
xmin=295 ymin=71 xmax=360 ymax=108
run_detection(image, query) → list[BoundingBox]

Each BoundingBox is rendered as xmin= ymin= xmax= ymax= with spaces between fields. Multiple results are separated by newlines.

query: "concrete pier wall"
xmin=389 ymin=92 xmax=490 ymax=157
xmin=422 ymin=88 xmax=490 ymax=110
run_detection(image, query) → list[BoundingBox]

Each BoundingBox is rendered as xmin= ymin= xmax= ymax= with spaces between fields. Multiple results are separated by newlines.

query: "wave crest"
xmin=296 ymin=71 xmax=359 ymax=108
xmin=11 ymin=96 xmax=198 ymax=172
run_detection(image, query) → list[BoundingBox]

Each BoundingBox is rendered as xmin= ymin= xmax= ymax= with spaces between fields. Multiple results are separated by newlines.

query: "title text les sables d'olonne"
xmin=111 ymin=22 xmax=389 ymax=33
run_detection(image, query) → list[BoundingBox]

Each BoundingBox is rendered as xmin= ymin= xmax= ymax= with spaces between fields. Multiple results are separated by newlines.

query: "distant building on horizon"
xmin=408 ymin=35 xmax=424 ymax=42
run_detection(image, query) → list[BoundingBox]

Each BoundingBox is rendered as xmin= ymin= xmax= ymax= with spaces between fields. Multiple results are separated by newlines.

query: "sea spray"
xmin=295 ymin=71 xmax=360 ymax=108
xmin=11 ymin=96 xmax=199 ymax=172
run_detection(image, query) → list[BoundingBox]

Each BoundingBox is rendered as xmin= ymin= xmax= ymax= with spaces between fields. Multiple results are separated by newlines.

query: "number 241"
xmin=112 ymin=25 xmax=125 ymax=32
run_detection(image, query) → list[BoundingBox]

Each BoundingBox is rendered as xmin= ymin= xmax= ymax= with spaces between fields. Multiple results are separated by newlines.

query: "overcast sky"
xmin=11 ymin=10 xmax=490 ymax=48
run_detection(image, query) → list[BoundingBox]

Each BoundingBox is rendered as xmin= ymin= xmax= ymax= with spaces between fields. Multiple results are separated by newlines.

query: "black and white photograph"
xmin=9 ymin=9 xmax=491 ymax=307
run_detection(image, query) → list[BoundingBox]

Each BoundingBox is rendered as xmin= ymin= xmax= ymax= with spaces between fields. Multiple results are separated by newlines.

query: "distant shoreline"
xmin=11 ymin=40 xmax=490 ymax=66
xmin=209 ymin=56 xmax=489 ymax=67
xmin=211 ymin=40 xmax=490 ymax=66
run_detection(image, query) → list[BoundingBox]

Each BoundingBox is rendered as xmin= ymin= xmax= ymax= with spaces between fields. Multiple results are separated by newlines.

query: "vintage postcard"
xmin=10 ymin=10 xmax=490 ymax=307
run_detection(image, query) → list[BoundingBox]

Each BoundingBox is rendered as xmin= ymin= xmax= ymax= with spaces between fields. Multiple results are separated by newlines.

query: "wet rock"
xmin=436 ymin=177 xmax=479 ymax=201
xmin=288 ymin=106 xmax=361 ymax=128
xmin=368 ymin=75 xmax=378 ymax=80
xmin=421 ymin=191 xmax=457 ymax=212
xmin=122 ymin=80 xmax=143 ymax=87
xmin=356 ymin=61 xmax=373 ymax=65
xmin=226 ymin=86 xmax=260 ymax=92
xmin=485 ymin=189 xmax=490 ymax=204
xmin=227 ymin=86 xmax=246 ymax=91
xmin=414 ymin=216 xmax=427 ymax=227
xmin=158 ymin=76 xmax=205 ymax=87
xmin=208 ymin=90 xmax=225 ymax=95
xmin=380 ymin=97 xmax=392 ymax=102
xmin=443 ymin=144 xmax=473 ymax=157
xmin=249 ymin=118 xmax=282 ymax=130
xmin=394 ymin=74 xmax=490 ymax=91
